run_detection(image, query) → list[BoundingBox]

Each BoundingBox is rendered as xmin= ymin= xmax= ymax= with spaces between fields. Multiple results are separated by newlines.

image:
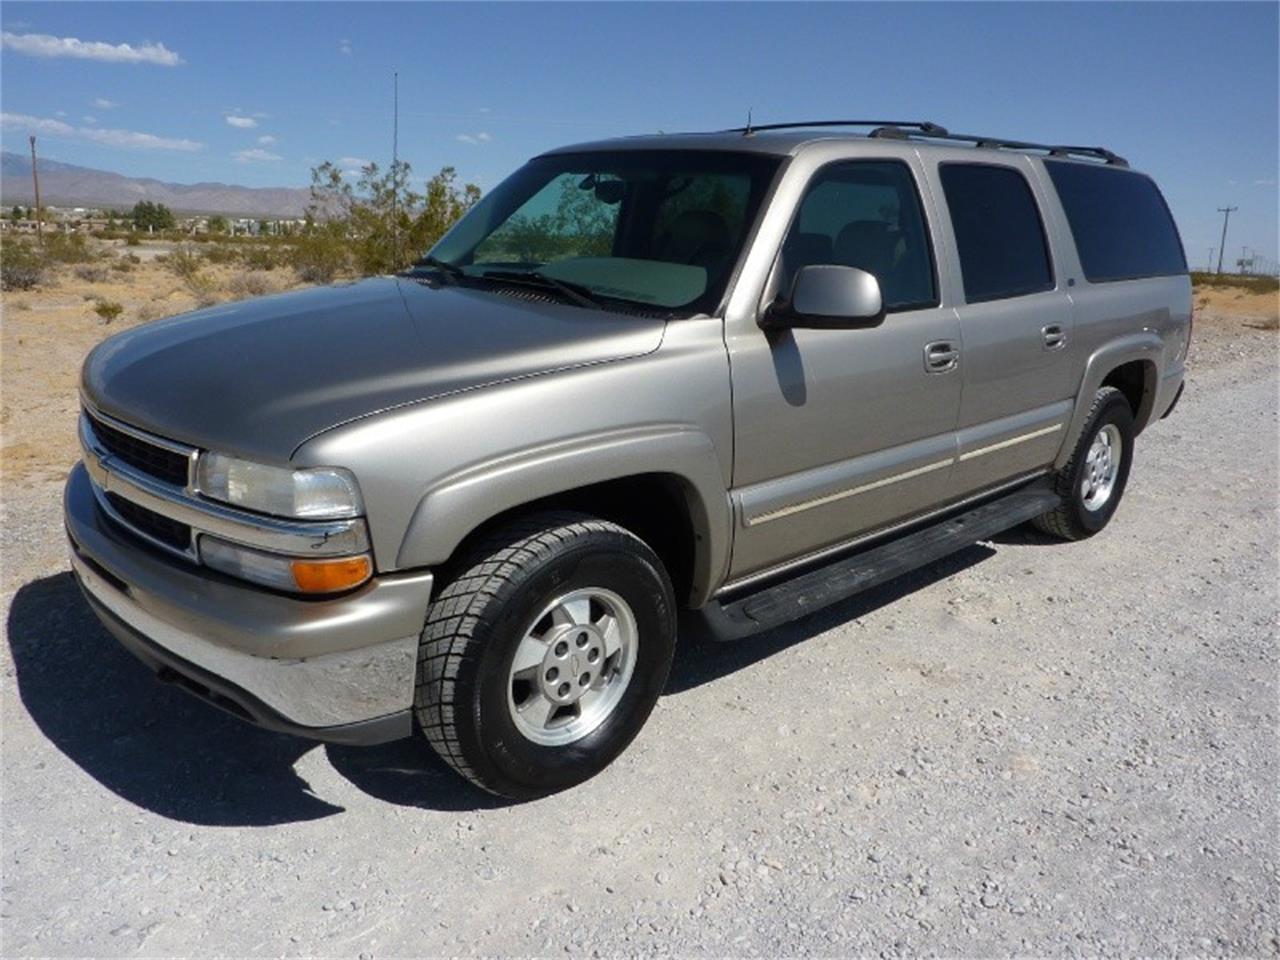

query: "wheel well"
xmin=1101 ymin=360 xmax=1157 ymax=431
xmin=444 ymin=474 xmax=700 ymax=606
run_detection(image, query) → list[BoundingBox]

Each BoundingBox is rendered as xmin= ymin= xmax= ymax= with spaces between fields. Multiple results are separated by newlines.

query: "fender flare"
xmin=1055 ymin=334 xmax=1162 ymax=470
xmin=395 ymin=425 xmax=732 ymax=605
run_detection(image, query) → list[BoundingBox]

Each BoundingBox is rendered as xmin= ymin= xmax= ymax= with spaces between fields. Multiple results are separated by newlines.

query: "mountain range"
xmin=0 ymin=152 xmax=310 ymax=218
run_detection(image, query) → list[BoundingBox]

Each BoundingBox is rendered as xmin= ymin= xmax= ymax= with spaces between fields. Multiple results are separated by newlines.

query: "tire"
xmin=414 ymin=511 xmax=676 ymax=800
xmin=1032 ymin=386 xmax=1135 ymax=541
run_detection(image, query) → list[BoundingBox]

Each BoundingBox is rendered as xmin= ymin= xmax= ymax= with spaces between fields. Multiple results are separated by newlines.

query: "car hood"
xmin=82 ymin=277 xmax=666 ymax=462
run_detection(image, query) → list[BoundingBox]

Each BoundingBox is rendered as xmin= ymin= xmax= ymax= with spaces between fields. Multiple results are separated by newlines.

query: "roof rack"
xmin=725 ymin=120 xmax=1128 ymax=167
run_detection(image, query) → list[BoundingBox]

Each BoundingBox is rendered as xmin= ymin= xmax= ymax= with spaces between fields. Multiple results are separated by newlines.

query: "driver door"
xmin=726 ymin=158 xmax=962 ymax=580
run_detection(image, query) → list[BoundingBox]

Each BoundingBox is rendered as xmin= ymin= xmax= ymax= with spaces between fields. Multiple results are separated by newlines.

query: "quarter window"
xmin=1044 ymin=160 xmax=1186 ymax=282
xmin=939 ymin=164 xmax=1054 ymax=303
xmin=777 ymin=161 xmax=937 ymax=312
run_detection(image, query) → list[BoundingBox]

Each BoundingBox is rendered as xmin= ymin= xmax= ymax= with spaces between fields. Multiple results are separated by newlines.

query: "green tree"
xmin=300 ymin=160 xmax=480 ymax=277
xmin=131 ymin=200 xmax=175 ymax=232
xmin=207 ymin=215 xmax=229 ymax=234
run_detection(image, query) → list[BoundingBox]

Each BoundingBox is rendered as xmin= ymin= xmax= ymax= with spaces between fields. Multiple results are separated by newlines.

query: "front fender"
xmin=1055 ymin=333 xmax=1162 ymax=469
xmin=395 ymin=425 xmax=732 ymax=604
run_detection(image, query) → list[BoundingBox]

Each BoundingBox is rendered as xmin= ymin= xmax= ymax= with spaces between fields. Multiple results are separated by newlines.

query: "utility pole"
xmin=29 ymin=135 xmax=43 ymax=247
xmin=1216 ymin=206 xmax=1237 ymax=275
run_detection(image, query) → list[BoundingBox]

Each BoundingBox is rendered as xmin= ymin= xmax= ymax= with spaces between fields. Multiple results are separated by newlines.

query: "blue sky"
xmin=2 ymin=2 xmax=1276 ymax=266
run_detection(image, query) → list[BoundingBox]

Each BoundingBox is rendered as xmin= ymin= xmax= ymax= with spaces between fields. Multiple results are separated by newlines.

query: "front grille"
xmin=89 ymin=414 xmax=190 ymax=487
xmin=105 ymin=492 xmax=193 ymax=552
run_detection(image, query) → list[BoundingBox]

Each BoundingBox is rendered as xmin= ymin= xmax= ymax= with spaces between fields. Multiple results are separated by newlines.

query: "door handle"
xmin=923 ymin=340 xmax=960 ymax=373
xmin=1042 ymin=324 xmax=1067 ymax=350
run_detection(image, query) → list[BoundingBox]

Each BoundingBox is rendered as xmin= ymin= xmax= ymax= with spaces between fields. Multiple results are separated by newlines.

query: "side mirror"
xmin=763 ymin=265 xmax=885 ymax=330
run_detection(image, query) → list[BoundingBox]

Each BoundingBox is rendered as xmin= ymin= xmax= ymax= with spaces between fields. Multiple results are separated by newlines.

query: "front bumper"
xmin=64 ymin=463 xmax=433 ymax=744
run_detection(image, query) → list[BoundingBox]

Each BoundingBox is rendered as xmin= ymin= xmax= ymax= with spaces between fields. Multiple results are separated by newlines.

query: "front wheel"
xmin=1032 ymin=386 xmax=1135 ymax=541
xmin=414 ymin=512 xmax=676 ymax=800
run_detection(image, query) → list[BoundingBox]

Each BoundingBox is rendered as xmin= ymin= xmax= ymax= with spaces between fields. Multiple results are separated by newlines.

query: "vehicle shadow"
xmin=667 ymin=543 xmax=996 ymax=694
xmin=8 ymin=546 xmax=995 ymax=823
xmin=5 ymin=572 xmax=496 ymax=825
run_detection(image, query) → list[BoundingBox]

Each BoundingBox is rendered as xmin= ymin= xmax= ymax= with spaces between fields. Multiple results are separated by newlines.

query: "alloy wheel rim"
xmin=506 ymin=587 xmax=638 ymax=747
xmin=1081 ymin=423 xmax=1122 ymax=512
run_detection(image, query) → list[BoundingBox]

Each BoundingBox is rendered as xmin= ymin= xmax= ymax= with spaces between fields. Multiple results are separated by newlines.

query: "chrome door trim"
xmin=957 ymin=423 xmax=1064 ymax=462
xmin=745 ymin=458 xmax=953 ymax=527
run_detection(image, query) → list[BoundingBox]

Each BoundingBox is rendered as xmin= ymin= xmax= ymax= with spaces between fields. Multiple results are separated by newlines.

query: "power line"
xmin=1215 ymin=206 xmax=1237 ymax=275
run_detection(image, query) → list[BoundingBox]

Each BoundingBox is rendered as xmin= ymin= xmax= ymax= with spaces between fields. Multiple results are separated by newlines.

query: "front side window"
xmin=427 ymin=151 xmax=780 ymax=313
xmin=939 ymin=163 xmax=1054 ymax=303
xmin=776 ymin=161 xmax=937 ymax=312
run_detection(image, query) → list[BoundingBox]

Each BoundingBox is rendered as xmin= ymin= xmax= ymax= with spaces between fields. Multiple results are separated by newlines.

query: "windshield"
xmin=425 ymin=150 xmax=781 ymax=313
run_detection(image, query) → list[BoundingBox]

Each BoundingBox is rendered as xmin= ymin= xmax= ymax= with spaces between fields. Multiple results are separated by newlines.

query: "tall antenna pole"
xmin=1215 ymin=206 xmax=1237 ymax=275
xmin=392 ymin=70 xmax=400 ymax=267
xmin=29 ymin=135 xmax=43 ymax=247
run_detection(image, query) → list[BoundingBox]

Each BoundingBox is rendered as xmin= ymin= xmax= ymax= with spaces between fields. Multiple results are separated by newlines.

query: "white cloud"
xmin=0 ymin=112 xmax=203 ymax=151
xmin=340 ymin=156 xmax=370 ymax=167
xmin=257 ymin=134 xmax=277 ymax=145
xmin=225 ymin=114 xmax=257 ymax=129
xmin=82 ymin=115 xmax=98 ymax=124
xmin=1255 ymin=178 xmax=1277 ymax=186
xmin=1 ymin=31 xmax=182 ymax=66
xmin=55 ymin=110 xmax=67 ymax=118
xmin=233 ymin=147 xmax=282 ymax=163
xmin=92 ymin=98 xmax=119 ymax=110
xmin=455 ymin=132 xmax=492 ymax=145
xmin=339 ymin=38 xmax=352 ymax=55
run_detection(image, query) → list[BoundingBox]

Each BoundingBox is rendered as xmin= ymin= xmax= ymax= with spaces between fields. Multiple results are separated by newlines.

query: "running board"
xmin=700 ymin=481 xmax=1062 ymax=641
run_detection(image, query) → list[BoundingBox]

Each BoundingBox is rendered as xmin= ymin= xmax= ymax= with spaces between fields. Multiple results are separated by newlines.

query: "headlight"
xmin=201 ymin=536 xmax=372 ymax=594
xmin=195 ymin=452 xmax=363 ymax=519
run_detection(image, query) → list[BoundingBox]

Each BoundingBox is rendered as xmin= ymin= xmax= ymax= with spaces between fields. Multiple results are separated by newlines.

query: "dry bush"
xmin=166 ymin=245 xmax=202 ymax=281
xmin=136 ymin=301 xmax=167 ymax=323
xmin=240 ymin=245 xmax=282 ymax=271
xmin=43 ymin=233 xmax=94 ymax=264
xmin=74 ymin=264 xmax=108 ymax=283
xmin=93 ymin=300 xmax=124 ymax=324
xmin=185 ymin=272 xmax=220 ymax=307
xmin=111 ymin=258 xmax=135 ymax=274
xmin=0 ymin=241 xmax=44 ymax=290
xmin=202 ymin=244 xmax=239 ymax=265
xmin=226 ymin=271 xmax=275 ymax=300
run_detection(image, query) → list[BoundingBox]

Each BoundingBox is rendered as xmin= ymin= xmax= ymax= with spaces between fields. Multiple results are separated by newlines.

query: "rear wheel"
xmin=414 ymin=512 xmax=676 ymax=799
xmin=1033 ymin=386 xmax=1135 ymax=540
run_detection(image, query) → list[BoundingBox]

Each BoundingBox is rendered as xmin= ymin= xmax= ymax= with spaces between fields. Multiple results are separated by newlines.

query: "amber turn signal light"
xmin=290 ymin=555 xmax=372 ymax=594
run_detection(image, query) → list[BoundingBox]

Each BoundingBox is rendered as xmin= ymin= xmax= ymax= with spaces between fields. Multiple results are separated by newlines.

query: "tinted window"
xmin=940 ymin=164 xmax=1054 ymax=303
xmin=778 ymin=161 xmax=936 ymax=311
xmin=1044 ymin=160 xmax=1186 ymax=282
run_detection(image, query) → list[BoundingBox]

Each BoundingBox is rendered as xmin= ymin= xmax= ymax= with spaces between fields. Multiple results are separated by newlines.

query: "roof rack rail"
xmin=726 ymin=119 xmax=950 ymax=137
xmin=725 ymin=119 xmax=1128 ymax=167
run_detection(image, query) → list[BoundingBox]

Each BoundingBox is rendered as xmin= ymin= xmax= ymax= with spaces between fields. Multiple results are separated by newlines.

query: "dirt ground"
xmin=0 ymin=263 xmax=1277 ymax=956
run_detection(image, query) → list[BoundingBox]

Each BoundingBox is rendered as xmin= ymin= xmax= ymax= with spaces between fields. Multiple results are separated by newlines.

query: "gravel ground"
xmin=2 ymin=319 xmax=1276 ymax=957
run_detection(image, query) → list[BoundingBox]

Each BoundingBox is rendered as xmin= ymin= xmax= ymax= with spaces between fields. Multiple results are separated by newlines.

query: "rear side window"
xmin=1044 ymin=161 xmax=1187 ymax=282
xmin=939 ymin=164 xmax=1054 ymax=303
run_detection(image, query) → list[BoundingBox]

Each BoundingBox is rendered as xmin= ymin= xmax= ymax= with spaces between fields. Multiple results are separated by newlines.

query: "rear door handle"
xmin=1042 ymin=324 xmax=1067 ymax=350
xmin=924 ymin=340 xmax=960 ymax=373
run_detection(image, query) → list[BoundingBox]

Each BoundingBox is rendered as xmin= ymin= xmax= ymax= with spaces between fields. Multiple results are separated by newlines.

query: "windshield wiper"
xmin=406 ymin=255 xmax=465 ymax=283
xmin=479 ymin=269 xmax=606 ymax=311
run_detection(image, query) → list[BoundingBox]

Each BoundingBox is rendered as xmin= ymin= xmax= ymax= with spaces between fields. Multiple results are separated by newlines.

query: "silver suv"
xmin=65 ymin=121 xmax=1191 ymax=798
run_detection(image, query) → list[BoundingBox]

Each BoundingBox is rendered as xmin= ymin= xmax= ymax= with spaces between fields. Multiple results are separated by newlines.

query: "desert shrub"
xmin=111 ymin=258 xmax=135 ymax=274
xmin=136 ymin=301 xmax=166 ymax=323
xmin=290 ymin=230 xmax=348 ymax=283
xmin=125 ymin=233 xmax=141 ymax=247
xmin=0 ymin=241 xmax=44 ymax=290
xmin=226 ymin=271 xmax=275 ymax=299
xmin=93 ymin=300 xmax=124 ymax=323
xmin=184 ymin=272 xmax=220 ymax=307
xmin=43 ymin=232 xmax=94 ymax=264
xmin=74 ymin=264 xmax=108 ymax=283
xmin=202 ymin=244 xmax=238 ymax=265
xmin=167 ymin=244 xmax=203 ymax=281
xmin=240 ymin=245 xmax=281 ymax=271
